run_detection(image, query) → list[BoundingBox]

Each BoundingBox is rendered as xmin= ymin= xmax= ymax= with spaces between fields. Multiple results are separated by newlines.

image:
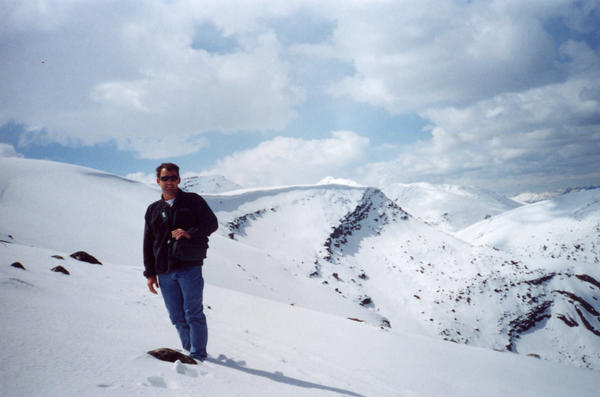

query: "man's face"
xmin=157 ymin=168 xmax=180 ymax=198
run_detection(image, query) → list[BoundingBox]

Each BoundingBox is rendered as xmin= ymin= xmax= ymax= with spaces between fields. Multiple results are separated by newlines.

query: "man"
xmin=143 ymin=162 xmax=218 ymax=361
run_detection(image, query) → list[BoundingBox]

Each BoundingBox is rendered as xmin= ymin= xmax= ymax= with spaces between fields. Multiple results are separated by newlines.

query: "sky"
xmin=1 ymin=0 xmax=599 ymax=195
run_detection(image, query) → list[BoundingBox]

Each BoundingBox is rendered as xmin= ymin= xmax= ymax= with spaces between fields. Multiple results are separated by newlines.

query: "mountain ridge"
xmin=1 ymin=157 xmax=599 ymax=375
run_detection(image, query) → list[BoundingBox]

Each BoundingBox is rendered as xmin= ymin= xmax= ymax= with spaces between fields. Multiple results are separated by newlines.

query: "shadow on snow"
xmin=207 ymin=354 xmax=365 ymax=396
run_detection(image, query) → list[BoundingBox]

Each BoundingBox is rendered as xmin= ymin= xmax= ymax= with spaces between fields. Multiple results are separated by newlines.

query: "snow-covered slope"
xmin=1 ymin=158 xmax=600 ymax=396
xmin=381 ymin=182 xmax=521 ymax=232
xmin=457 ymin=189 xmax=600 ymax=264
xmin=124 ymin=172 xmax=241 ymax=194
xmin=512 ymin=186 xmax=600 ymax=204
xmin=456 ymin=190 xmax=600 ymax=365
xmin=207 ymin=182 xmax=600 ymax=369
xmin=181 ymin=174 xmax=242 ymax=194
xmin=4 ymin=243 xmax=598 ymax=396
xmin=0 ymin=158 xmax=155 ymax=265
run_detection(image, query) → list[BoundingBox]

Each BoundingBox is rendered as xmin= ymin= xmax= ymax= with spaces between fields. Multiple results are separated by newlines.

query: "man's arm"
xmin=147 ymin=276 xmax=159 ymax=294
xmin=187 ymin=195 xmax=218 ymax=238
xmin=143 ymin=208 xmax=161 ymax=294
xmin=143 ymin=209 xmax=157 ymax=279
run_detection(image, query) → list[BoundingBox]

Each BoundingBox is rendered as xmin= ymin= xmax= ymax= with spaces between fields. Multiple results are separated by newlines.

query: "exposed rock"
xmin=10 ymin=262 xmax=26 ymax=270
xmin=1 ymin=234 xmax=15 ymax=244
xmin=70 ymin=251 xmax=102 ymax=265
xmin=554 ymin=290 xmax=599 ymax=316
xmin=557 ymin=313 xmax=579 ymax=327
xmin=147 ymin=348 xmax=197 ymax=364
xmin=227 ymin=209 xmax=273 ymax=239
xmin=575 ymin=307 xmax=600 ymax=337
xmin=506 ymin=301 xmax=552 ymax=352
xmin=347 ymin=317 xmax=364 ymax=322
xmin=381 ymin=319 xmax=392 ymax=328
xmin=576 ymin=274 xmax=600 ymax=290
xmin=522 ymin=273 xmax=556 ymax=286
xmin=323 ymin=188 xmax=409 ymax=262
xmin=51 ymin=255 xmax=64 ymax=260
xmin=51 ymin=265 xmax=70 ymax=275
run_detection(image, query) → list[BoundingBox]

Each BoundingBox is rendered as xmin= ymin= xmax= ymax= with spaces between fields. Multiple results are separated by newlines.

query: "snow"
xmin=1 ymin=157 xmax=600 ymax=396
xmin=181 ymin=174 xmax=242 ymax=194
xmin=381 ymin=182 xmax=521 ymax=233
xmin=457 ymin=189 xmax=600 ymax=263
xmin=512 ymin=186 xmax=600 ymax=204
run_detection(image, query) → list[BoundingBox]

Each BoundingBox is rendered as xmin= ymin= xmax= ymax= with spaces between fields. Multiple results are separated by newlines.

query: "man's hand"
xmin=171 ymin=228 xmax=191 ymax=240
xmin=147 ymin=276 xmax=159 ymax=294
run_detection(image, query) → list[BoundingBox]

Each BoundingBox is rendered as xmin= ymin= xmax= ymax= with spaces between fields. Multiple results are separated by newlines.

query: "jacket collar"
xmin=161 ymin=188 xmax=183 ymax=203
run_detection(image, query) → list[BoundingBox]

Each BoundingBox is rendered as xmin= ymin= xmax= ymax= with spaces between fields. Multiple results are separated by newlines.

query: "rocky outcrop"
xmin=70 ymin=251 xmax=102 ymax=265
xmin=147 ymin=348 xmax=197 ymax=364
xmin=323 ymin=188 xmax=409 ymax=261
xmin=51 ymin=265 xmax=70 ymax=275
xmin=506 ymin=301 xmax=553 ymax=352
xmin=226 ymin=208 xmax=275 ymax=240
xmin=10 ymin=262 xmax=26 ymax=270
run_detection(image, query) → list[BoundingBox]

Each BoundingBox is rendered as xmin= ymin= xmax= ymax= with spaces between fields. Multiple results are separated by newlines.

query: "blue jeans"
xmin=158 ymin=266 xmax=207 ymax=360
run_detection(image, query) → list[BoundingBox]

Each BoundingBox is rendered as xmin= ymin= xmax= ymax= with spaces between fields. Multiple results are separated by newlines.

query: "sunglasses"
xmin=159 ymin=175 xmax=179 ymax=182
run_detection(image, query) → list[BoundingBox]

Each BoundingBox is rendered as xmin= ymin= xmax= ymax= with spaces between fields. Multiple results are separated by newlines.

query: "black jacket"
xmin=143 ymin=189 xmax=218 ymax=278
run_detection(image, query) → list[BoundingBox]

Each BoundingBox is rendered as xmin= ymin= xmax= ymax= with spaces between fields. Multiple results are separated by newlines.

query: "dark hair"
xmin=156 ymin=162 xmax=180 ymax=178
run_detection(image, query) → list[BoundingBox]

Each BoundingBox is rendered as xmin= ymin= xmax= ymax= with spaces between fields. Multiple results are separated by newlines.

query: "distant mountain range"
xmin=205 ymin=181 xmax=600 ymax=369
xmin=381 ymin=182 xmax=521 ymax=233
xmin=181 ymin=174 xmax=242 ymax=194
xmin=1 ymin=157 xmax=599 ymax=372
xmin=512 ymin=185 xmax=600 ymax=204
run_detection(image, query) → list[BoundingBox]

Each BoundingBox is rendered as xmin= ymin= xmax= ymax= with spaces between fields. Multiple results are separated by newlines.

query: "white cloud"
xmin=326 ymin=0 xmax=570 ymax=113
xmin=359 ymin=75 xmax=600 ymax=194
xmin=0 ymin=143 xmax=23 ymax=158
xmin=208 ymin=130 xmax=369 ymax=187
xmin=2 ymin=0 xmax=599 ymax=193
xmin=0 ymin=1 xmax=305 ymax=158
xmin=122 ymin=135 xmax=210 ymax=160
xmin=91 ymin=81 xmax=149 ymax=112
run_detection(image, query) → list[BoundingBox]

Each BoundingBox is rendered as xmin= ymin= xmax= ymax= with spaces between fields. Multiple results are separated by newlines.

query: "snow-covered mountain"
xmin=455 ymin=190 xmax=600 ymax=365
xmin=458 ymin=189 xmax=600 ymax=264
xmin=181 ymin=174 xmax=242 ymax=194
xmin=209 ymin=181 xmax=600 ymax=369
xmin=124 ymin=172 xmax=241 ymax=194
xmin=381 ymin=182 xmax=521 ymax=232
xmin=512 ymin=185 xmax=600 ymax=204
xmin=1 ymin=157 xmax=600 ymax=396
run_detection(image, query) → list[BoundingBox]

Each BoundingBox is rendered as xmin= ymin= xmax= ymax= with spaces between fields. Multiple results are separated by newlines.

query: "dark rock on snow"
xmin=70 ymin=251 xmax=102 ymax=265
xmin=11 ymin=262 xmax=26 ymax=270
xmin=347 ymin=317 xmax=365 ymax=323
xmin=51 ymin=255 xmax=64 ymax=260
xmin=0 ymin=235 xmax=15 ymax=244
xmin=51 ymin=265 xmax=70 ymax=275
xmin=381 ymin=319 xmax=392 ymax=328
xmin=147 ymin=348 xmax=197 ymax=364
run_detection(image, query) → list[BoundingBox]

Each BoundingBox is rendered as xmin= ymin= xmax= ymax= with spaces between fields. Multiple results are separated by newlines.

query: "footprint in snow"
xmin=173 ymin=360 xmax=204 ymax=377
xmin=145 ymin=376 xmax=167 ymax=388
xmin=144 ymin=376 xmax=181 ymax=389
xmin=96 ymin=383 xmax=117 ymax=389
